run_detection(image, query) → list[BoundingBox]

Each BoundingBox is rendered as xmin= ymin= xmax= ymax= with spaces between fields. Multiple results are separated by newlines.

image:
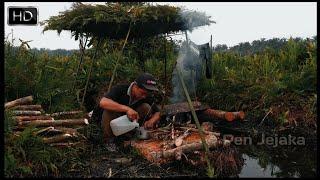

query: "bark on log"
xmin=162 ymin=134 xmax=218 ymax=159
xmin=232 ymin=111 xmax=245 ymax=120
xmin=13 ymin=115 xmax=53 ymax=121
xmin=5 ymin=96 xmax=33 ymax=109
xmin=12 ymin=105 xmax=43 ymax=111
xmin=43 ymin=133 xmax=73 ymax=143
xmin=203 ymin=109 xmax=235 ymax=122
xmin=12 ymin=110 xmax=42 ymax=116
xmin=18 ymin=118 xmax=89 ymax=127
xmin=50 ymin=111 xmax=83 ymax=118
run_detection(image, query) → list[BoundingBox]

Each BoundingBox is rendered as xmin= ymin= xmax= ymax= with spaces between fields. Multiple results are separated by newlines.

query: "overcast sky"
xmin=4 ymin=2 xmax=317 ymax=50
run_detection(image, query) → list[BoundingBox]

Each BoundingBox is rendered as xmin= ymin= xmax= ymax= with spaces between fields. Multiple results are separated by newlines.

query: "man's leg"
xmin=101 ymin=110 xmax=122 ymax=143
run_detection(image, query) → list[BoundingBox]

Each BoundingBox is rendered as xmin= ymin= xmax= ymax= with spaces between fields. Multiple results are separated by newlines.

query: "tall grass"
xmin=198 ymin=38 xmax=317 ymax=126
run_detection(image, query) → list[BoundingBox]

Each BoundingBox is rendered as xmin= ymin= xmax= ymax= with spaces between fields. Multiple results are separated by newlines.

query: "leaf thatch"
xmin=42 ymin=2 xmax=215 ymax=40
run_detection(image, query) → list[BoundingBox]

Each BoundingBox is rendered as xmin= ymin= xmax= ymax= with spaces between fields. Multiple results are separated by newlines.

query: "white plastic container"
xmin=110 ymin=115 xmax=139 ymax=136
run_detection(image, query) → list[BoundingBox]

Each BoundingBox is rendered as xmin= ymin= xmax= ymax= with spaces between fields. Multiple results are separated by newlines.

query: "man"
xmin=97 ymin=73 xmax=161 ymax=148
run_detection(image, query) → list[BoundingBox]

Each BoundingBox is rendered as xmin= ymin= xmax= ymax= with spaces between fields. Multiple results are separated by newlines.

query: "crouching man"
xmin=97 ymin=73 xmax=161 ymax=150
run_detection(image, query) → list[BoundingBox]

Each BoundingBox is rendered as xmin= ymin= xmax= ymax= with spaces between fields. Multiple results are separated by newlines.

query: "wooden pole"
xmin=5 ymin=96 xmax=33 ymax=109
xmin=107 ymin=23 xmax=131 ymax=93
xmin=177 ymin=68 xmax=214 ymax=177
xmin=81 ymin=39 xmax=102 ymax=109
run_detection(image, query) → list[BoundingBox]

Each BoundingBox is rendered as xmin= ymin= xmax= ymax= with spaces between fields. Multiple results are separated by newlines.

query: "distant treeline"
xmin=213 ymin=36 xmax=317 ymax=55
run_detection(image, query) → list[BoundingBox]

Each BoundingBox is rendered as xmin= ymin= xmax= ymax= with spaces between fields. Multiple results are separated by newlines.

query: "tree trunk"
xmin=13 ymin=115 xmax=53 ymax=121
xmin=12 ymin=105 xmax=43 ymax=111
xmin=18 ymin=118 xmax=89 ymax=127
xmin=5 ymin=95 xmax=33 ymax=109
xmin=12 ymin=110 xmax=42 ymax=116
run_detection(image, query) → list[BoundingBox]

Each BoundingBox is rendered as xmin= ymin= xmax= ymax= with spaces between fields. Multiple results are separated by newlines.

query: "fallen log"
xmin=232 ymin=111 xmax=245 ymax=120
xmin=50 ymin=111 xmax=83 ymax=118
xmin=162 ymin=134 xmax=218 ymax=159
xmin=203 ymin=109 xmax=235 ymax=122
xmin=12 ymin=105 xmax=43 ymax=111
xmin=13 ymin=115 xmax=53 ymax=121
xmin=12 ymin=110 xmax=42 ymax=116
xmin=5 ymin=95 xmax=33 ymax=109
xmin=18 ymin=118 xmax=89 ymax=127
xmin=43 ymin=133 xmax=73 ymax=144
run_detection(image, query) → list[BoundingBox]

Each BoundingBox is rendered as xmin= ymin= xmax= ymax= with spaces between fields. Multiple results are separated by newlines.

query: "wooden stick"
xmin=5 ymin=95 xmax=33 ymax=109
xmin=49 ymin=142 xmax=81 ymax=147
xmin=18 ymin=118 xmax=89 ymax=127
xmin=12 ymin=105 xmax=43 ymax=111
xmin=43 ymin=133 xmax=73 ymax=144
xmin=12 ymin=110 xmax=42 ymax=116
xmin=203 ymin=109 xmax=235 ymax=122
xmin=13 ymin=115 xmax=53 ymax=121
xmin=33 ymin=127 xmax=55 ymax=136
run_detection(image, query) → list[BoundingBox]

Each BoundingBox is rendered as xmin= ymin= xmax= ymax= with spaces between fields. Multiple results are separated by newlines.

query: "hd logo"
xmin=8 ymin=6 xmax=38 ymax=25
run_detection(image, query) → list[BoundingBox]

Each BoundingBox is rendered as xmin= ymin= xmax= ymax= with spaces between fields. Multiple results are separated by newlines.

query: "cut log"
xmin=162 ymin=134 xmax=218 ymax=159
xmin=50 ymin=111 xmax=83 ymax=118
xmin=232 ymin=111 xmax=245 ymax=120
xmin=5 ymin=95 xmax=33 ymax=109
xmin=13 ymin=115 xmax=53 ymax=121
xmin=18 ymin=118 xmax=89 ymax=127
xmin=12 ymin=110 xmax=42 ymax=116
xmin=203 ymin=109 xmax=235 ymax=122
xmin=12 ymin=105 xmax=43 ymax=111
xmin=43 ymin=133 xmax=73 ymax=144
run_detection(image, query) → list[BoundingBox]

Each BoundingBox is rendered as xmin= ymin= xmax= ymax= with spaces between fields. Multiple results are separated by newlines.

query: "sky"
xmin=4 ymin=2 xmax=317 ymax=50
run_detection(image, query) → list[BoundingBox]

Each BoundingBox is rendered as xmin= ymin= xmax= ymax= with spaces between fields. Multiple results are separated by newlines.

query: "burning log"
xmin=13 ymin=115 xmax=53 ymax=121
xmin=12 ymin=105 xmax=43 ymax=111
xmin=18 ymin=118 xmax=89 ymax=128
xmin=5 ymin=95 xmax=33 ymax=109
xmin=43 ymin=133 xmax=73 ymax=144
xmin=12 ymin=110 xmax=42 ymax=116
xmin=203 ymin=109 xmax=235 ymax=122
xmin=50 ymin=111 xmax=83 ymax=119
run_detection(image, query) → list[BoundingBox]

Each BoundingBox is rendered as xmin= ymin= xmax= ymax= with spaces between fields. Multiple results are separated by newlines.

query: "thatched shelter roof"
xmin=42 ymin=2 xmax=215 ymax=40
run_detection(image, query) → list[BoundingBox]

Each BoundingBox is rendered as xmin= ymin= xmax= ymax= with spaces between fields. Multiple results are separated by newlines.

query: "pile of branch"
xmin=5 ymin=95 xmax=89 ymax=147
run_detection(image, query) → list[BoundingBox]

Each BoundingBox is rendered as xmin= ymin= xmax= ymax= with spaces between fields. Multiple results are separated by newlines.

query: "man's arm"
xmin=99 ymin=97 xmax=139 ymax=121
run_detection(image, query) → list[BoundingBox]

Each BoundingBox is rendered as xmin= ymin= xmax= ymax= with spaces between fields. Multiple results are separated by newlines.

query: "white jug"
xmin=110 ymin=115 xmax=139 ymax=136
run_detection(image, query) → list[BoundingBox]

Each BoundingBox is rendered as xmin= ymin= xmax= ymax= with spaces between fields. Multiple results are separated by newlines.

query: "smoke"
xmin=169 ymin=40 xmax=203 ymax=103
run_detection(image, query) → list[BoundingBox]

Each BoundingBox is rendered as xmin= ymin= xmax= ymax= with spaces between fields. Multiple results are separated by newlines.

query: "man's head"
xmin=131 ymin=73 xmax=158 ymax=100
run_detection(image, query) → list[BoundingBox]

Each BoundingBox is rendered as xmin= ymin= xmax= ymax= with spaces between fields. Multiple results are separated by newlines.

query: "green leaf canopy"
xmin=42 ymin=2 xmax=215 ymax=40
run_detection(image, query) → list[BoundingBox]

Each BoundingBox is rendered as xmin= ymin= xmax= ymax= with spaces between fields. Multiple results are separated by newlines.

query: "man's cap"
xmin=135 ymin=73 xmax=159 ymax=92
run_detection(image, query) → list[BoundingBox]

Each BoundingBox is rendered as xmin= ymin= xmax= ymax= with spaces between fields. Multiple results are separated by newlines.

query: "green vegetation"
xmin=4 ymin=33 xmax=316 ymax=177
xmin=198 ymin=37 xmax=317 ymax=129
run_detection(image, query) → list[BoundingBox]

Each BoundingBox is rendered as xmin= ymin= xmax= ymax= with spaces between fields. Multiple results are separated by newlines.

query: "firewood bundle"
xmin=5 ymin=95 xmax=89 ymax=147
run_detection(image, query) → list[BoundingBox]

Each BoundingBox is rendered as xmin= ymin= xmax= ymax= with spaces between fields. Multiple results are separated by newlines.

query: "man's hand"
xmin=144 ymin=119 xmax=155 ymax=129
xmin=126 ymin=108 xmax=139 ymax=121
